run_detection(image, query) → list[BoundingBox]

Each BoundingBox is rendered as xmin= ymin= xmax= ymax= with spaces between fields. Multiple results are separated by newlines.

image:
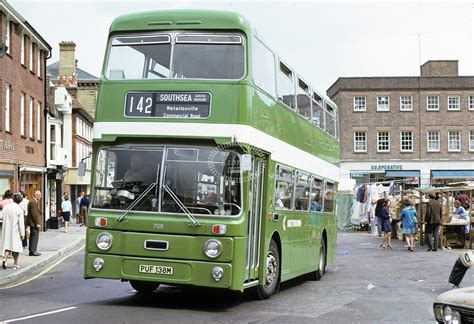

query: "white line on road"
xmin=1 ymin=306 xmax=77 ymax=323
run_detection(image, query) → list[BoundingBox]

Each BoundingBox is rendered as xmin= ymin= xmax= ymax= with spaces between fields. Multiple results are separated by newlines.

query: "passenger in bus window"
xmin=123 ymin=153 xmax=147 ymax=184
xmin=310 ymin=192 xmax=322 ymax=212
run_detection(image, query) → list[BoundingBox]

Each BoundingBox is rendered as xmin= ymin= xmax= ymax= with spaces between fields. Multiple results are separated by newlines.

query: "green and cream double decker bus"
xmin=85 ymin=9 xmax=340 ymax=299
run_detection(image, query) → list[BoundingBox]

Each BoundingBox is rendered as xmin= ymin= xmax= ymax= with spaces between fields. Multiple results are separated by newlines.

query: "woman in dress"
xmin=61 ymin=195 xmax=72 ymax=233
xmin=1 ymin=193 xmax=25 ymax=269
xmin=400 ymin=200 xmax=417 ymax=252
xmin=379 ymin=200 xmax=393 ymax=249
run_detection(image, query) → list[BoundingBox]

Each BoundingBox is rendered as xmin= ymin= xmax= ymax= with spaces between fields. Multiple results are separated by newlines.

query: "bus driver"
xmin=123 ymin=153 xmax=147 ymax=184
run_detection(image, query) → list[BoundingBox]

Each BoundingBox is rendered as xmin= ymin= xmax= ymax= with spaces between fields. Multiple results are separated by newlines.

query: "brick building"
xmin=0 ymin=1 xmax=51 ymax=205
xmin=327 ymin=60 xmax=474 ymax=187
xmin=46 ymin=41 xmax=95 ymax=215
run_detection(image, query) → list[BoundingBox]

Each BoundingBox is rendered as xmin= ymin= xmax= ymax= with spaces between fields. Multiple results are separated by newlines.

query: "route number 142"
xmin=129 ymin=94 xmax=153 ymax=114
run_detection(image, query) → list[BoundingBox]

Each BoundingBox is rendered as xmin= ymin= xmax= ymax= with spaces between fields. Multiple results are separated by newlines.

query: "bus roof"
xmin=109 ymin=9 xmax=252 ymax=34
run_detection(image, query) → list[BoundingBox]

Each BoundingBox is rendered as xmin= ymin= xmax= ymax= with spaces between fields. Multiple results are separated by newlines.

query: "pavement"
xmin=0 ymin=221 xmax=86 ymax=287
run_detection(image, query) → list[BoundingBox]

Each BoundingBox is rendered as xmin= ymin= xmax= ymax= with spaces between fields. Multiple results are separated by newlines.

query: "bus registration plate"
xmin=138 ymin=265 xmax=174 ymax=275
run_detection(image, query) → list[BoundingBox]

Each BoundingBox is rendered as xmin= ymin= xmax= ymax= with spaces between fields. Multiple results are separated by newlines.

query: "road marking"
xmin=0 ymin=245 xmax=85 ymax=290
xmin=2 ymin=306 xmax=77 ymax=323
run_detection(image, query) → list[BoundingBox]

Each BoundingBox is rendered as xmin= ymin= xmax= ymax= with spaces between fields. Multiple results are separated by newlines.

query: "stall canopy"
xmin=431 ymin=170 xmax=474 ymax=179
xmin=385 ymin=170 xmax=421 ymax=177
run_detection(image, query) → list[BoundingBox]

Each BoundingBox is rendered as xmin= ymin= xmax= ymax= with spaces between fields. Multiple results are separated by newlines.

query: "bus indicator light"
xmin=212 ymin=224 xmax=227 ymax=235
xmin=95 ymin=217 xmax=108 ymax=228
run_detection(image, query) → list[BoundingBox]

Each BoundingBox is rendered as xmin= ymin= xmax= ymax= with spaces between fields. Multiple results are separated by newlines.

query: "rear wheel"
xmin=256 ymin=239 xmax=280 ymax=300
xmin=130 ymin=280 xmax=160 ymax=294
xmin=315 ymin=238 xmax=326 ymax=281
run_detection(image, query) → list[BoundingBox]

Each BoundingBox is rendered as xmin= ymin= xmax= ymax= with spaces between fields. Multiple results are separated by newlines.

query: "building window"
xmin=50 ymin=125 xmax=56 ymax=161
xmin=6 ymin=21 xmax=10 ymax=56
xmin=448 ymin=96 xmax=460 ymax=111
xmin=470 ymin=131 xmax=474 ymax=152
xmin=427 ymin=95 xmax=439 ymax=111
xmin=21 ymin=35 xmax=25 ymax=65
xmin=400 ymin=131 xmax=413 ymax=152
xmin=37 ymin=49 xmax=41 ymax=76
xmin=377 ymin=131 xmax=390 ymax=152
xmin=448 ymin=131 xmax=461 ymax=151
xmin=469 ymin=96 xmax=474 ymax=111
xmin=20 ymin=93 xmax=25 ymax=136
xmin=353 ymin=96 xmax=366 ymax=111
xmin=354 ymin=131 xmax=367 ymax=152
xmin=36 ymin=101 xmax=41 ymax=140
xmin=377 ymin=96 xmax=389 ymax=111
xmin=29 ymin=43 xmax=34 ymax=72
xmin=400 ymin=96 xmax=413 ymax=111
xmin=29 ymin=97 xmax=33 ymax=138
xmin=4 ymin=84 xmax=11 ymax=132
xmin=427 ymin=131 xmax=440 ymax=152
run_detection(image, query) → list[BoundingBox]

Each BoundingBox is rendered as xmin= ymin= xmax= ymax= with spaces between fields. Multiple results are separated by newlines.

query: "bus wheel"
xmin=130 ymin=280 xmax=160 ymax=294
xmin=256 ymin=240 xmax=280 ymax=300
xmin=315 ymin=238 xmax=326 ymax=281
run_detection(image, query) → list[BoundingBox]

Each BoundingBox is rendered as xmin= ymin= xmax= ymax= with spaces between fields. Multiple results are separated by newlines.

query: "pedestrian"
xmin=27 ymin=190 xmax=42 ymax=256
xmin=0 ymin=190 xmax=13 ymax=210
xmin=374 ymin=198 xmax=385 ymax=238
xmin=76 ymin=191 xmax=84 ymax=224
xmin=1 ymin=193 xmax=25 ymax=270
xmin=378 ymin=199 xmax=392 ymax=249
xmin=400 ymin=200 xmax=417 ymax=252
xmin=453 ymin=200 xmax=469 ymax=240
xmin=19 ymin=191 xmax=29 ymax=248
xmin=80 ymin=193 xmax=89 ymax=227
xmin=457 ymin=191 xmax=470 ymax=210
xmin=61 ymin=195 xmax=72 ymax=233
xmin=425 ymin=193 xmax=442 ymax=251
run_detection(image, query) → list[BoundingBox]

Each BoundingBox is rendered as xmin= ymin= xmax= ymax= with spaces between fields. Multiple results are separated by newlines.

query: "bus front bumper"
xmin=85 ymin=253 xmax=233 ymax=289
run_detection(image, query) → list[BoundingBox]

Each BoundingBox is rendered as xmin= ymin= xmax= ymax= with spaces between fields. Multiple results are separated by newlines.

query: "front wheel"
xmin=130 ymin=280 xmax=160 ymax=294
xmin=256 ymin=239 xmax=280 ymax=300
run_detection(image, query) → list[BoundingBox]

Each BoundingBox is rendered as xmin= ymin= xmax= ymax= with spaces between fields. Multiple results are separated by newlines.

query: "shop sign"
xmin=0 ymin=140 xmax=14 ymax=151
xmin=370 ymin=164 xmax=402 ymax=171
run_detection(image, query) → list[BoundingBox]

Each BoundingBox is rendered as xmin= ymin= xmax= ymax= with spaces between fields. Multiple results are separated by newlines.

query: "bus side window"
xmin=252 ymin=37 xmax=276 ymax=98
xmin=277 ymin=62 xmax=295 ymax=110
xmin=275 ymin=166 xmax=294 ymax=210
xmin=310 ymin=176 xmax=323 ymax=212
xmin=297 ymin=79 xmax=311 ymax=120
xmin=324 ymin=181 xmax=335 ymax=213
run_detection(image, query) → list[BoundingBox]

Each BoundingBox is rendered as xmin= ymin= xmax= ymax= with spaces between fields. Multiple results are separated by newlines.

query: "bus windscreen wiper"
xmin=117 ymin=182 xmax=157 ymax=223
xmin=163 ymin=185 xmax=201 ymax=227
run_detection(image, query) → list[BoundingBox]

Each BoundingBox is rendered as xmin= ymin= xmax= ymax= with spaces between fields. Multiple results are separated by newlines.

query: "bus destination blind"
xmin=124 ymin=92 xmax=211 ymax=119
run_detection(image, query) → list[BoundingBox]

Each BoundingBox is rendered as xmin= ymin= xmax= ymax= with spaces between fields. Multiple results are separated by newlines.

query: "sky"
xmin=7 ymin=0 xmax=474 ymax=92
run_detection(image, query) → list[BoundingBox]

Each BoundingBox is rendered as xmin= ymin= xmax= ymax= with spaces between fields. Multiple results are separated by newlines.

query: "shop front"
xmin=0 ymin=168 xmax=14 ymax=196
xmin=431 ymin=170 xmax=474 ymax=187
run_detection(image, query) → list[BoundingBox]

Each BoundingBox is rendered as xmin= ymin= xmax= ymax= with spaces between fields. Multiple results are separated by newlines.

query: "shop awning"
xmin=431 ymin=170 xmax=474 ymax=179
xmin=385 ymin=170 xmax=420 ymax=177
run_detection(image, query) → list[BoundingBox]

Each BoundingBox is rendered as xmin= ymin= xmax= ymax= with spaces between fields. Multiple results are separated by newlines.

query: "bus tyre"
xmin=314 ymin=238 xmax=326 ymax=281
xmin=256 ymin=240 xmax=280 ymax=300
xmin=130 ymin=280 xmax=160 ymax=294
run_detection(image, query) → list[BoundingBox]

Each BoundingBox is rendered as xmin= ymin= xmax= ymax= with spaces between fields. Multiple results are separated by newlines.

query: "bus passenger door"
xmin=245 ymin=157 xmax=265 ymax=282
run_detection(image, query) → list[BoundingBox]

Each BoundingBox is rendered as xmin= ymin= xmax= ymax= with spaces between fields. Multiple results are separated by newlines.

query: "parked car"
xmin=434 ymin=287 xmax=474 ymax=323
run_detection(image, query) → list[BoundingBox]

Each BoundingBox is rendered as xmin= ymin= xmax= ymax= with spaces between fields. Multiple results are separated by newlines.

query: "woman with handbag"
xmin=61 ymin=195 xmax=72 ymax=233
xmin=1 ymin=193 xmax=25 ymax=269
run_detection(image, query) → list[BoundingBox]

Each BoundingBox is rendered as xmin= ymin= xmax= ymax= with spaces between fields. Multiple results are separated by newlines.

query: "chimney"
xmin=420 ymin=60 xmax=459 ymax=77
xmin=59 ymin=41 xmax=77 ymax=83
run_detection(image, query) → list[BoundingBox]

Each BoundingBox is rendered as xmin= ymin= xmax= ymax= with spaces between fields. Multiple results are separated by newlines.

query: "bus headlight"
xmin=96 ymin=233 xmax=112 ymax=251
xmin=204 ymin=239 xmax=222 ymax=258
xmin=93 ymin=258 xmax=105 ymax=272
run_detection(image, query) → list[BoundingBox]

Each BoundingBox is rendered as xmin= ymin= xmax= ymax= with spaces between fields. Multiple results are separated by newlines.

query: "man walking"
xmin=425 ymin=193 xmax=442 ymax=252
xmin=79 ymin=194 xmax=89 ymax=227
xmin=27 ymin=190 xmax=42 ymax=256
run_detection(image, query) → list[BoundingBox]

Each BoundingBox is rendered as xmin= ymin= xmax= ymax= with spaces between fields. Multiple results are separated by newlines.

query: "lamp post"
xmin=0 ymin=41 xmax=8 ymax=57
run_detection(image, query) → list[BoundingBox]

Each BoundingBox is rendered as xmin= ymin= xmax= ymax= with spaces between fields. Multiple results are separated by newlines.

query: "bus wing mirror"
xmin=78 ymin=161 xmax=86 ymax=177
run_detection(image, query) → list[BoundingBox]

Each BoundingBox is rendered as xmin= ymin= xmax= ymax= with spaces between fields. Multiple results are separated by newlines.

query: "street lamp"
xmin=0 ymin=41 xmax=8 ymax=58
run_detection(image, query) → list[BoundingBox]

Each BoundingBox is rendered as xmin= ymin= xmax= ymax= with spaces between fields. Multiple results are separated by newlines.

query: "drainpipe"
xmin=43 ymin=48 xmax=52 ymax=231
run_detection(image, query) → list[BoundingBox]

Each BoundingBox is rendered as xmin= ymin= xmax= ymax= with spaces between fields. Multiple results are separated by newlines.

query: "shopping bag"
xmin=25 ymin=226 xmax=31 ymax=240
